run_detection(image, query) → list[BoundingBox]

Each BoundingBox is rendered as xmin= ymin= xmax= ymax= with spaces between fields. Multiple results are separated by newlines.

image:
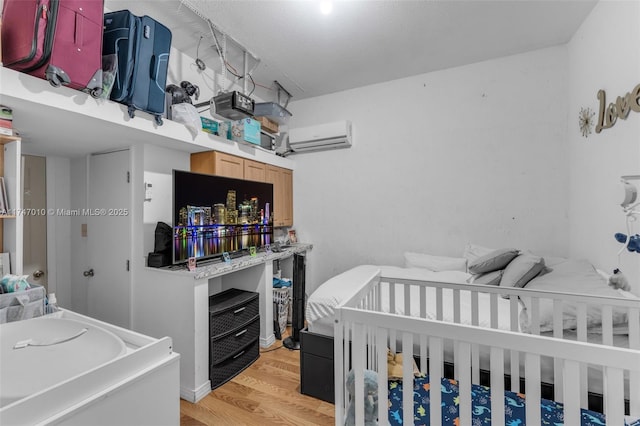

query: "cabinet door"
xmin=244 ymin=159 xmax=266 ymax=182
xmin=190 ymin=151 xmax=244 ymax=179
xmin=281 ymin=168 xmax=293 ymax=227
xmin=213 ymin=152 xmax=244 ymax=179
xmin=264 ymin=165 xmax=282 ymax=226
xmin=265 ymin=165 xmax=293 ymax=227
xmin=190 ymin=151 xmax=215 ymax=175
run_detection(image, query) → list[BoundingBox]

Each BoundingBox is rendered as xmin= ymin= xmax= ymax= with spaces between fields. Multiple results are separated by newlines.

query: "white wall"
xmin=567 ymin=0 xmax=640 ymax=293
xmin=289 ymin=46 xmax=570 ymax=294
xmin=142 ymin=145 xmax=190 ymax=257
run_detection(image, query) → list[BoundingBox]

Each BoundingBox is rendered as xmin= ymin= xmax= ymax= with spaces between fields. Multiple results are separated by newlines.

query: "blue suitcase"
xmin=103 ymin=10 xmax=171 ymax=125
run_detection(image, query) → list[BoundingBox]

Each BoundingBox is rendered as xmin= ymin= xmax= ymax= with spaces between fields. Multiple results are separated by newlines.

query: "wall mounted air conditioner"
xmin=288 ymin=120 xmax=352 ymax=153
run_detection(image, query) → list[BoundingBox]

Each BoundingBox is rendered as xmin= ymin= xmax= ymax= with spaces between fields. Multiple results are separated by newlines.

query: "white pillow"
xmin=463 ymin=243 xmax=495 ymax=263
xmin=404 ymin=252 xmax=467 ymax=272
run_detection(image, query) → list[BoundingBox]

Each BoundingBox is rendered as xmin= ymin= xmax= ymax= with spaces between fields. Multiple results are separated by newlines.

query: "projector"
xmin=212 ymin=91 xmax=255 ymax=120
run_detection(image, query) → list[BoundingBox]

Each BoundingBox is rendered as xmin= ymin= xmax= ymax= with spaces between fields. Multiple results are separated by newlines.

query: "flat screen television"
xmin=172 ymin=170 xmax=274 ymax=264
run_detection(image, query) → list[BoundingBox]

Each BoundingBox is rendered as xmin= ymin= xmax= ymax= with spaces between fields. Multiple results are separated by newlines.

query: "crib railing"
xmin=334 ymin=271 xmax=640 ymax=426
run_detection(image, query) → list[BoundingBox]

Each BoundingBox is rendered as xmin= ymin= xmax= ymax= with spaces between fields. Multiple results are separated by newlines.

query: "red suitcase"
xmin=1 ymin=0 xmax=104 ymax=97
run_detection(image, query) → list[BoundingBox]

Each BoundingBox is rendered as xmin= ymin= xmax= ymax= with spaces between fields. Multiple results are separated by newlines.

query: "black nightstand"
xmin=300 ymin=328 xmax=334 ymax=403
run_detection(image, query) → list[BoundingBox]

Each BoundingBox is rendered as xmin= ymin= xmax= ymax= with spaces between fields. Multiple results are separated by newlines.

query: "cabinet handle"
xmin=233 ymin=350 xmax=245 ymax=359
xmin=235 ymin=329 xmax=247 ymax=337
xmin=233 ymin=307 xmax=246 ymax=314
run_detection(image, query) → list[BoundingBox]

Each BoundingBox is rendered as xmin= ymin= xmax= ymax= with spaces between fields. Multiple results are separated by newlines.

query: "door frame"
xmin=22 ymin=154 xmax=48 ymax=290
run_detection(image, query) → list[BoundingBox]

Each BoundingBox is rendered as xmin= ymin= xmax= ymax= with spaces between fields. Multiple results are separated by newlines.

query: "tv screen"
xmin=172 ymin=170 xmax=274 ymax=264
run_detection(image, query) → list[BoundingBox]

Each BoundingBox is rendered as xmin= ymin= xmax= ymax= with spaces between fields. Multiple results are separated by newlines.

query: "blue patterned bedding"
xmin=388 ymin=376 xmax=639 ymax=426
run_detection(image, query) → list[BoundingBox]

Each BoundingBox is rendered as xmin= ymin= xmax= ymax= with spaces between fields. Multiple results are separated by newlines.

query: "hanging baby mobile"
xmin=611 ymin=176 xmax=640 ymax=292
xmin=615 ymin=176 xmax=640 ymax=255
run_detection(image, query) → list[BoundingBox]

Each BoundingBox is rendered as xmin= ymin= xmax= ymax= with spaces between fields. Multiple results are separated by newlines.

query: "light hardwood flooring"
xmin=180 ymin=329 xmax=335 ymax=426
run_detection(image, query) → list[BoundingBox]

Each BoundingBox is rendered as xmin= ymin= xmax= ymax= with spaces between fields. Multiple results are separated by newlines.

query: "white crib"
xmin=334 ymin=271 xmax=640 ymax=425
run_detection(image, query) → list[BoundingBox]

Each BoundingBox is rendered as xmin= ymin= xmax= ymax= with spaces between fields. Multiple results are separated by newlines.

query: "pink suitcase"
xmin=1 ymin=0 xmax=104 ymax=97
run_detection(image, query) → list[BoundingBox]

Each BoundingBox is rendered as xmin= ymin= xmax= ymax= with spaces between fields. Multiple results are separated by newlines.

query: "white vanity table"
xmin=133 ymin=243 xmax=311 ymax=403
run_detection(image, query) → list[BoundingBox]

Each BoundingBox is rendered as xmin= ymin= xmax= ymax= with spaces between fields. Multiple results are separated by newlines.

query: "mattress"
xmin=307 ymin=265 xmax=632 ymax=395
xmin=307 ymin=265 xmax=469 ymax=336
xmin=388 ymin=375 xmax=640 ymax=426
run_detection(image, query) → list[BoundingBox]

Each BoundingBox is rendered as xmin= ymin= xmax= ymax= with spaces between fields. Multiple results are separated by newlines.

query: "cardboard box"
xmin=255 ymin=116 xmax=279 ymax=134
xmin=200 ymin=117 xmax=220 ymax=135
xmin=230 ymin=118 xmax=261 ymax=145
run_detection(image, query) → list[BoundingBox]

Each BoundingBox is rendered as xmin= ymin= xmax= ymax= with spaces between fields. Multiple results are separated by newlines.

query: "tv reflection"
xmin=174 ymin=190 xmax=273 ymax=262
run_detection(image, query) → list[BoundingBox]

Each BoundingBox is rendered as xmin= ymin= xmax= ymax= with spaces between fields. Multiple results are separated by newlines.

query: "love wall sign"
xmin=595 ymin=83 xmax=640 ymax=133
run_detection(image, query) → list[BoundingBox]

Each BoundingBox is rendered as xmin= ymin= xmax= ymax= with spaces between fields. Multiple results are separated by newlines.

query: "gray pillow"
xmin=500 ymin=254 xmax=545 ymax=288
xmin=468 ymin=248 xmax=519 ymax=274
xmin=472 ymin=269 xmax=503 ymax=286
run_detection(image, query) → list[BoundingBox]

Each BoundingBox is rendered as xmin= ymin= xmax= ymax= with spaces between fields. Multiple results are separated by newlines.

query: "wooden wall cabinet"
xmin=191 ymin=151 xmax=268 ymax=182
xmin=265 ymin=165 xmax=293 ymax=227
xmin=191 ymin=151 xmax=244 ymax=179
xmin=190 ymin=151 xmax=293 ymax=227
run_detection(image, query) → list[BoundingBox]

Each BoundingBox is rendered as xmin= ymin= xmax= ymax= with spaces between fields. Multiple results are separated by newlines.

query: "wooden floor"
xmin=180 ymin=329 xmax=335 ymax=426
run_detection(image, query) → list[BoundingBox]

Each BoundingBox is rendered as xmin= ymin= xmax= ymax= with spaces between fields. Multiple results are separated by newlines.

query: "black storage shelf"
xmin=209 ymin=288 xmax=260 ymax=391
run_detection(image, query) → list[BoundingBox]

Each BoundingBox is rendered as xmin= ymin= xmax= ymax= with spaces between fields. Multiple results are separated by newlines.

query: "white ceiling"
xmin=107 ymin=0 xmax=598 ymax=103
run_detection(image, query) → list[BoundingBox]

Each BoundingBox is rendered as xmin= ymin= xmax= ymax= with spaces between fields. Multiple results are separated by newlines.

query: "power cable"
xmin=195 ymin=35 xmax=206 ymax=71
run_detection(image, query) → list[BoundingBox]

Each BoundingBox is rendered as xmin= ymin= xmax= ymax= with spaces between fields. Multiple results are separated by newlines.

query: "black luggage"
xmin=103 ymin=10 xmax=171 ymax=125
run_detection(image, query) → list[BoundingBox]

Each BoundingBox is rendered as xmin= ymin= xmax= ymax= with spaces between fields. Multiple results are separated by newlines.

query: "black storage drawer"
xmin=211 ymin=316 xmax=260 ymax=365
xmin=300 ymin=328 xmax=335 ymax=403
xmin=209 ymin=288 xmax=259 ymax=339
xmin=210 ymin=339 xmax=259 ymax=390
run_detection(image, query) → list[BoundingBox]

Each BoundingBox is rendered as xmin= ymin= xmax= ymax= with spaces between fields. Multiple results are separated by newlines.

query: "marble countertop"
xmin=148 ymin=243 xmax=312 ymax=280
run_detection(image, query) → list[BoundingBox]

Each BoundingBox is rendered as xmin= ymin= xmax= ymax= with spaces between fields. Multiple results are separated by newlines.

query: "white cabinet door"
xmin=87 ymin=150 xmax=131 ymax=328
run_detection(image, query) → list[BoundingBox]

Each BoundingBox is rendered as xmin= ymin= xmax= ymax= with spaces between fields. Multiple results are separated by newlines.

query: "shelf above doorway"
xmin=0 ymin=67 xmax=294 ymax=170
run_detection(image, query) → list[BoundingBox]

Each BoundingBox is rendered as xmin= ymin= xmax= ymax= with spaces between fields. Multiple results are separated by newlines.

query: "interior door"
xmin=22 ymin=155 xmax=48 ymax=289
xmin=87 ymin=149 xmax=131 ymax=328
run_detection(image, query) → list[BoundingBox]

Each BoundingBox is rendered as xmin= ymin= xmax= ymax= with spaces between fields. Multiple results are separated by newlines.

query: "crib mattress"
xmin=387 ymin=376 xmax=640 ymax=426
xmin=306 ymin=265 xmax=482 ymax=337
xmin=307 ymin=266 xmax=630 ymax=395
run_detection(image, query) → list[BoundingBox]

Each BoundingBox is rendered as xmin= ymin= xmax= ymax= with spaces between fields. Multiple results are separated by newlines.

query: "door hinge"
xmin=126 ymin=260 xmax=130 ymax=271
xmin=127 ymin=171 xmax=130 ymax=183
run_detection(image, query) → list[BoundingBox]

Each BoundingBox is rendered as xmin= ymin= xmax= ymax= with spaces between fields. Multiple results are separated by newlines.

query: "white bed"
xmin=333 ymin=269 xmax=640 ymax=425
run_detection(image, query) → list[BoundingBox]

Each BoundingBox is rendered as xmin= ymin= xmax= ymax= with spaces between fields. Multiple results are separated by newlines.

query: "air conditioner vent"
xmin=288 ymin=120 xmax=352 ymax=154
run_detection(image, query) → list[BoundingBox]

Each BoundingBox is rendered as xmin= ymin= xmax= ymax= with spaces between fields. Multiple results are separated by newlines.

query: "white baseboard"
xmin=260 ymin=333 xmax=276 ymax=348
xmin=180 ymin=381 xmax=211 ymax=403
